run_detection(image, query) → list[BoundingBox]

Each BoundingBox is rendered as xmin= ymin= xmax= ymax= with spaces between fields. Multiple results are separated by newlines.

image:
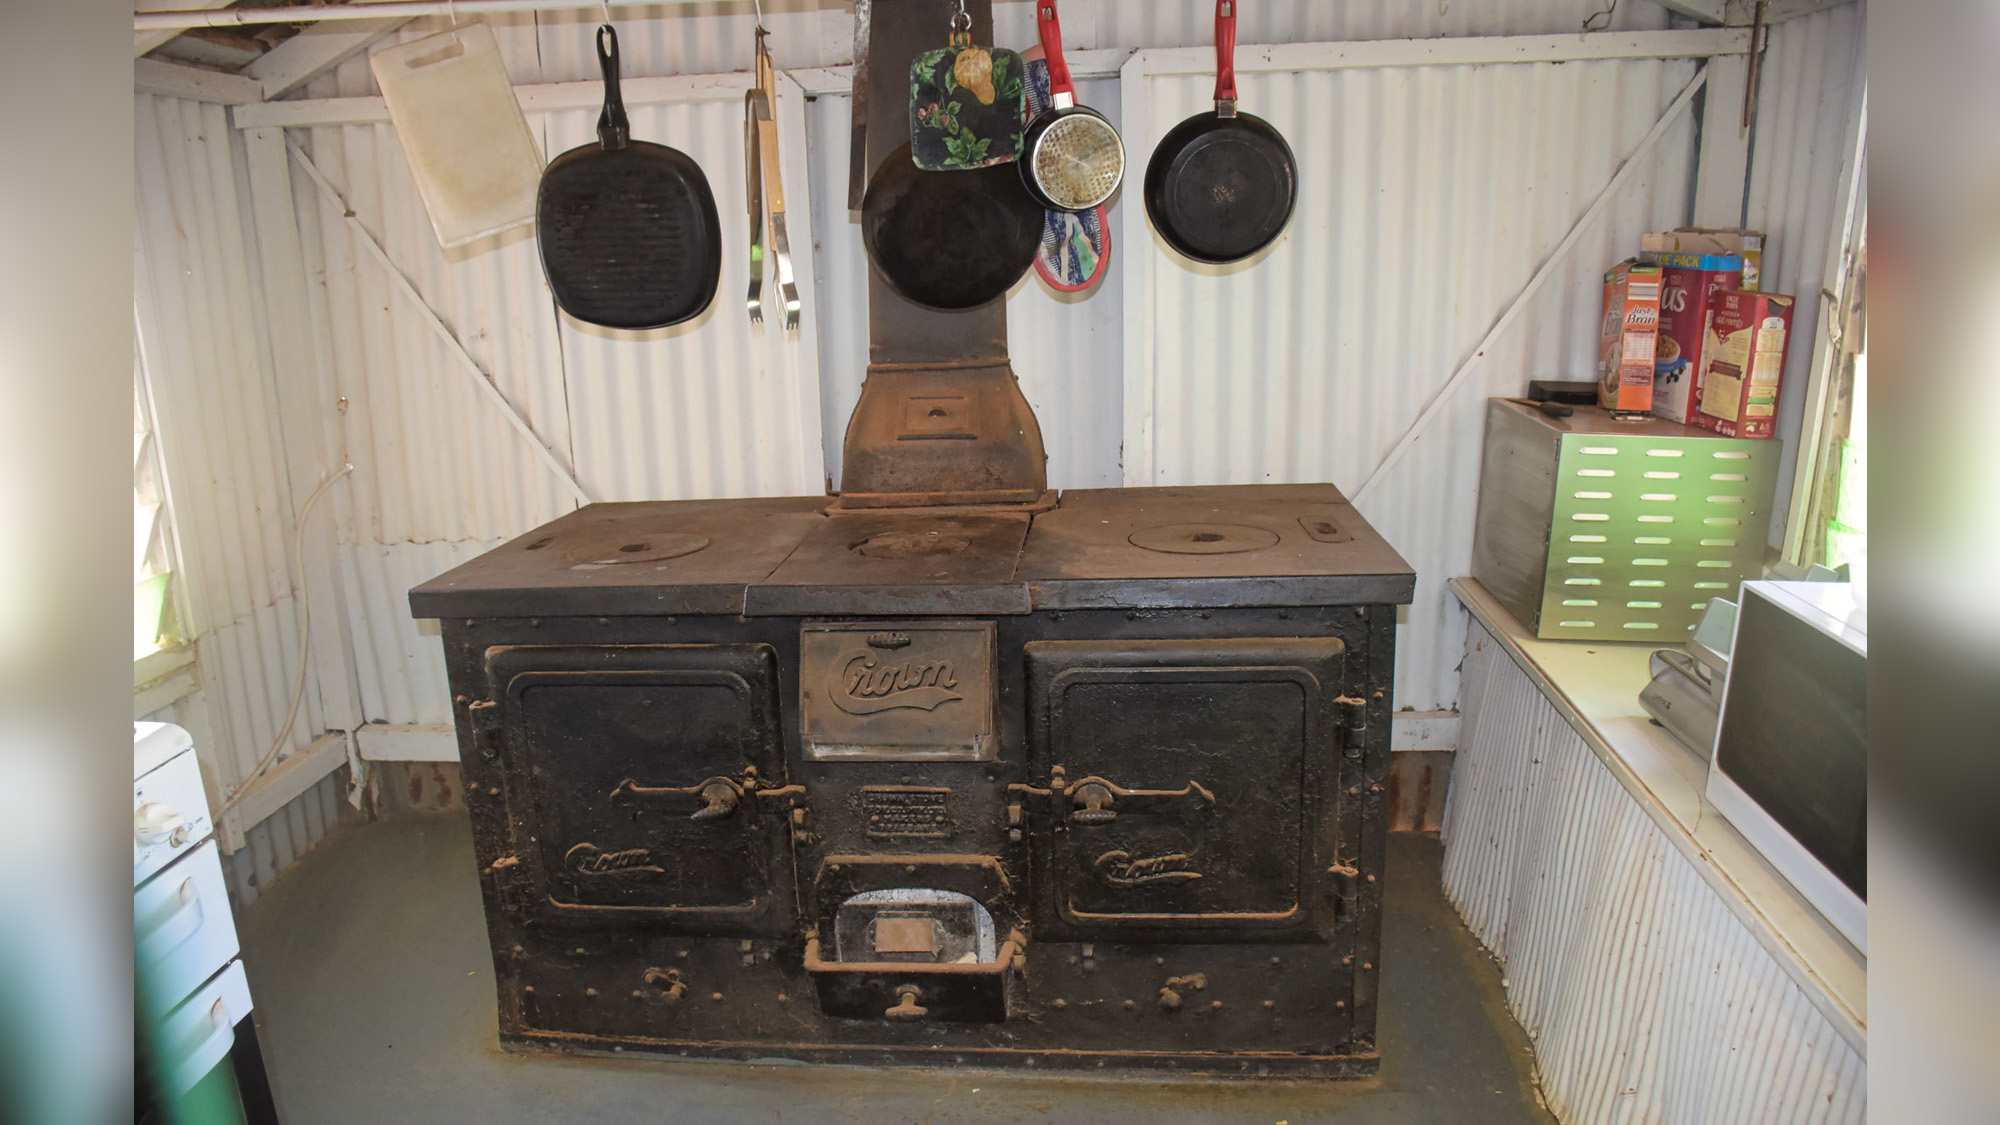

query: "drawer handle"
xmin=139 ymin=879 xmax=205 ymax=963
xmin=884 ymin=985 xmax=928 ymax=1021
xmin=190 ymin=998 xmax=236 ymax=1060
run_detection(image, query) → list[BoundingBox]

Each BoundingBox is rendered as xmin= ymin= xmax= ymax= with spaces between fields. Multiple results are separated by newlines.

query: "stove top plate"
xmin=1127 ymin=522 xmax=1281 ymax=555
xmin=408 ymin=497 xmax=827 ymax=618
xmin=748 ymin=512 xmax=1032 ymax=616
xmin=1017 ymin=484 xmax=1415 ymax=608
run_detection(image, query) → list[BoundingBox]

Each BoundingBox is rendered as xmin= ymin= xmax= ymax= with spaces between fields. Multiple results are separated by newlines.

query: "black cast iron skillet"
xmin=538 ymin=25 xmax=722 ymax=330
xmin=863 ymin=142 xmax=1043 ymax=310
xmin=1143 ymin=0 xmax=1297 ymax=265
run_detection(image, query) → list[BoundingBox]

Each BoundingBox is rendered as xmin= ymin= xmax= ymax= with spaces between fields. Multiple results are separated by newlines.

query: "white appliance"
xmin=134 ymin=722 xmax=278 ymax=1122
xmin=1706 ymin=581 xmax=1867 ymax=954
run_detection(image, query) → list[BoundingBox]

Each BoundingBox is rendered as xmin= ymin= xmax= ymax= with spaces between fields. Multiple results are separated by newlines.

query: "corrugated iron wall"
xmin=264 ymin=1 xmax=1729 ymax=732
xmin=134 ymin=93 xmax=356 ymax=902
xmin=135 ymin=1 xmax=1860 ymax=841
xmin=1745 ymin=3 xmax=1865 ymax=541
xmin=1442 ymin=618 xmax=1865 ymax=1123
xmin=290 ymin=25 xmax=828 ymax=727
xmin=1126 ymin=56 xmax=1701 ymax=712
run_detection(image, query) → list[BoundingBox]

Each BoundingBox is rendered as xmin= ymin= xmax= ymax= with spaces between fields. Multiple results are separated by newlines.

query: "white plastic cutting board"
xmin=371 ymin=23 xmax=542 ymax=249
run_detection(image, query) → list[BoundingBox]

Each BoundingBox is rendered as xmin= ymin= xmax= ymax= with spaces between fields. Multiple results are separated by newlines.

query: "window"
xmin=134 ymin=346 xmax=196 ymax=713
xmin=1788 ymin=232 xmax=1866 ymax=586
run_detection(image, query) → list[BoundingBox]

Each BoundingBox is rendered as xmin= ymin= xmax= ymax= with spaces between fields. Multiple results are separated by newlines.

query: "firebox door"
xmin=480 ymin=644 xmax=799 ymax=936
xmin=1022 ymin=638 xmax=1347 ymax=941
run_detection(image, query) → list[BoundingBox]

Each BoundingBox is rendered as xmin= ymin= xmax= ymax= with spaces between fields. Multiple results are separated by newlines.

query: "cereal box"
xmin=1693 ymin=290 xmax=1793 ymax=438
xmin=1641 ymin=227 xmax=1763 ymax=291
xmin=1642 ymin=251 xmax=1743 ymax=424
xmin=1598 ymin=258 xmax=1662 ymax=413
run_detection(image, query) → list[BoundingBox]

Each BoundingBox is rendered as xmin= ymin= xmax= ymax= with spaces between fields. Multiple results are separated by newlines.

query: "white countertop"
xmin=1450 ymin=577 xmax=1866 ymax=1055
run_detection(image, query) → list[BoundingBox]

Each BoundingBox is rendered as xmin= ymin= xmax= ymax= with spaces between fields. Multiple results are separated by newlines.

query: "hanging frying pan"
xmin=1019 ymin=0 xmax=1123 ymax=213
xmin=537 ymin=25 xmax=722 ymax=330
xmin=862 ymin=142 xmax=1043 ymax=310
xmin=1143 ymin=0 xmax=1297 ymax=265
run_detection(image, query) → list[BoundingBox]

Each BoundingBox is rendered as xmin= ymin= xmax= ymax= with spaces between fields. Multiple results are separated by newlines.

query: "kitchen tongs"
xmin=745 ymin=28 xmax=799 ymax=330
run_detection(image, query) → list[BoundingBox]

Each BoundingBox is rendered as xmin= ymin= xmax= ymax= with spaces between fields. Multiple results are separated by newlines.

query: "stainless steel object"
xmin=1639 ymin=648 xmax=1721 ymax=758
xmin=1470 ymin=398 xmax=1780 ymax=641
xmin=1686 ymin=596 xmax=1737 ymax=676
xmin=754 ymin=33 xmax=800 ymax=331
xmin=744 ymin=88 xmax=764 ymax=323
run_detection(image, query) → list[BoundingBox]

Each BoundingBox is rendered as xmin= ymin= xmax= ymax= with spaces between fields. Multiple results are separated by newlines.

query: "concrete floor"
xmin=241 ymin=814 xmax=1552 ymax=1124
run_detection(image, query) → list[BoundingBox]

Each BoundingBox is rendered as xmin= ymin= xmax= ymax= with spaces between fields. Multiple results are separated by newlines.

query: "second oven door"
xmin=1024 ymin=637 xmax=1346 ymax=941
xmin=484 ymin=643 xmax=795 ymax=936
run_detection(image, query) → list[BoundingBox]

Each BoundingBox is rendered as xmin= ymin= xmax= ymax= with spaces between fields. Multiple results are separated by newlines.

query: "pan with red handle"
xmin=1142 ymin=0 xmax=1297 ymax=265
xmin=1018 ymin=0 xmax=1123 ymax=213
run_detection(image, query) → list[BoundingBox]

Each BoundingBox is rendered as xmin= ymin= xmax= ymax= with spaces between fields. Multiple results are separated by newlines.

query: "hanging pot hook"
xmin=753 ymin=0 xmax=768 ymax=34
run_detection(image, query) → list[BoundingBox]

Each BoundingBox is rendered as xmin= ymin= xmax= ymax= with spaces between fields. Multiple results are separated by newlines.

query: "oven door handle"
xmin=1062 ymin=776 xmax=1216 ymax=825
xmin=609 ymin=774 xmax=805 ymax=823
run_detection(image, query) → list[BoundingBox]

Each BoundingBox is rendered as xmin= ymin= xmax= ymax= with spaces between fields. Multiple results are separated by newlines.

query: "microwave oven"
xmin=1706 ymin=580 xmax=1867 ymax=954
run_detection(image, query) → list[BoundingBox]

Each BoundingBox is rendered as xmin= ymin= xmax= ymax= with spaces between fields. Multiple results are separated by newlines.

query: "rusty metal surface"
xmin=748 ymin=509 xmax=1034 ymax=616
xmin=1021 ymin=485 xmax=1417 ymax=607
xmin=407 ymin=496 xmax=827 ymax=618
xmin=1388 ymin=751 xmax=1452 ymax=834
xmin=836 ymin=359 xmax=1051 ymax=507
xmin=410 ymin=488 xmax=1418 ymax=620
xmin=800 ymin=622 xmax=998 ymax=761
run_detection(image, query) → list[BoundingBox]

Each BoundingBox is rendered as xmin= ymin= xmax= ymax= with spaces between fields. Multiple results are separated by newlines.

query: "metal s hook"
xmin=950 ymin=0 xmax=972 ymax=32
xmin=601 ymin=0 xmax=613 ymax=26
xmin=752 ymin=0 xmax=767 ymax=34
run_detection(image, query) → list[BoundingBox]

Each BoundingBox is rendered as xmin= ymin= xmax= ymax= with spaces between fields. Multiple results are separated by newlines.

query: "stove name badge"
xmin=801 ymin=623 xmax=995 ymax=761
xmin=832 ymin=649 xmax=962 ymax=715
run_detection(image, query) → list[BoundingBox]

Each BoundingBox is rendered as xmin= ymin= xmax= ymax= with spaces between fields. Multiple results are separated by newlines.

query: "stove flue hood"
xmin=838 ymin=0 xmax=1047 ymax=508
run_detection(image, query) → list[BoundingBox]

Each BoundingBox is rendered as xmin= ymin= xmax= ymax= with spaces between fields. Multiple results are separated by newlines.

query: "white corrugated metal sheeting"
xmin=507 ymin=0 xmax=1674 ymax=84
xmin=149 ymin=691 xmax=356 ymax=906
xmin=141 ymin=3 xmax=1860 ymax=771
xmin=290 ymin=42 xmax=827 ymax=723
xmin=1744 ymin=3 xmax=1865 ymax=543
xmin=135 ymin=94 xmax=354 ymax=903
xmin=1127 ymin=57 xmax=1700 ymax=712
xmin=1442 ymin=619 xmax=1865 ymax=1124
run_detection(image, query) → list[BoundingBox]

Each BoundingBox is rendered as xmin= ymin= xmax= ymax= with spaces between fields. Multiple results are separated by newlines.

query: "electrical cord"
xmin=222 ymin=463 xmax=353 ymax=810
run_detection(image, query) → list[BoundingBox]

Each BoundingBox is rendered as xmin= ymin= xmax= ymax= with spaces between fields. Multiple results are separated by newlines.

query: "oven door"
xmin=1023 ymin=638 xmax=1346 ymax=941
xmin=482 ymin=644 xmax=797 ymax=936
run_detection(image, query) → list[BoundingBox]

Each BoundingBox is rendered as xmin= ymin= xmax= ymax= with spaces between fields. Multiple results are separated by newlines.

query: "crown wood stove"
xmin=410 ymin=0 xmax=1412 ymax=1078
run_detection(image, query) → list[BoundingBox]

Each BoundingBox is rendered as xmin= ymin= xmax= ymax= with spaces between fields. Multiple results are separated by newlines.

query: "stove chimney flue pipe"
xmin=837 ymin=0 xmax=1050 ymax=509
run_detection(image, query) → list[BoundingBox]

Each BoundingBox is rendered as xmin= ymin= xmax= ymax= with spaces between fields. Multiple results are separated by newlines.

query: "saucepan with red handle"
xmin=1018 ymin=0 xmax=1124 ymax=213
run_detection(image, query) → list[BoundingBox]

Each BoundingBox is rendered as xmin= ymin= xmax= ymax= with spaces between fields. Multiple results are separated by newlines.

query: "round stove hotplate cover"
xmin=1127 ymin=522 xmax=1280 ymax=555
xmin=561 ymin=531 xmax=712 ymax=566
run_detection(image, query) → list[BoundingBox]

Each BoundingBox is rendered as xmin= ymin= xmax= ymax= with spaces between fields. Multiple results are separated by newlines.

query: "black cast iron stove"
xmin=409 ymin=0 xmax=1412 ymax=1078
xmin=411 ymin=486 xmax=1411 ymax=1076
